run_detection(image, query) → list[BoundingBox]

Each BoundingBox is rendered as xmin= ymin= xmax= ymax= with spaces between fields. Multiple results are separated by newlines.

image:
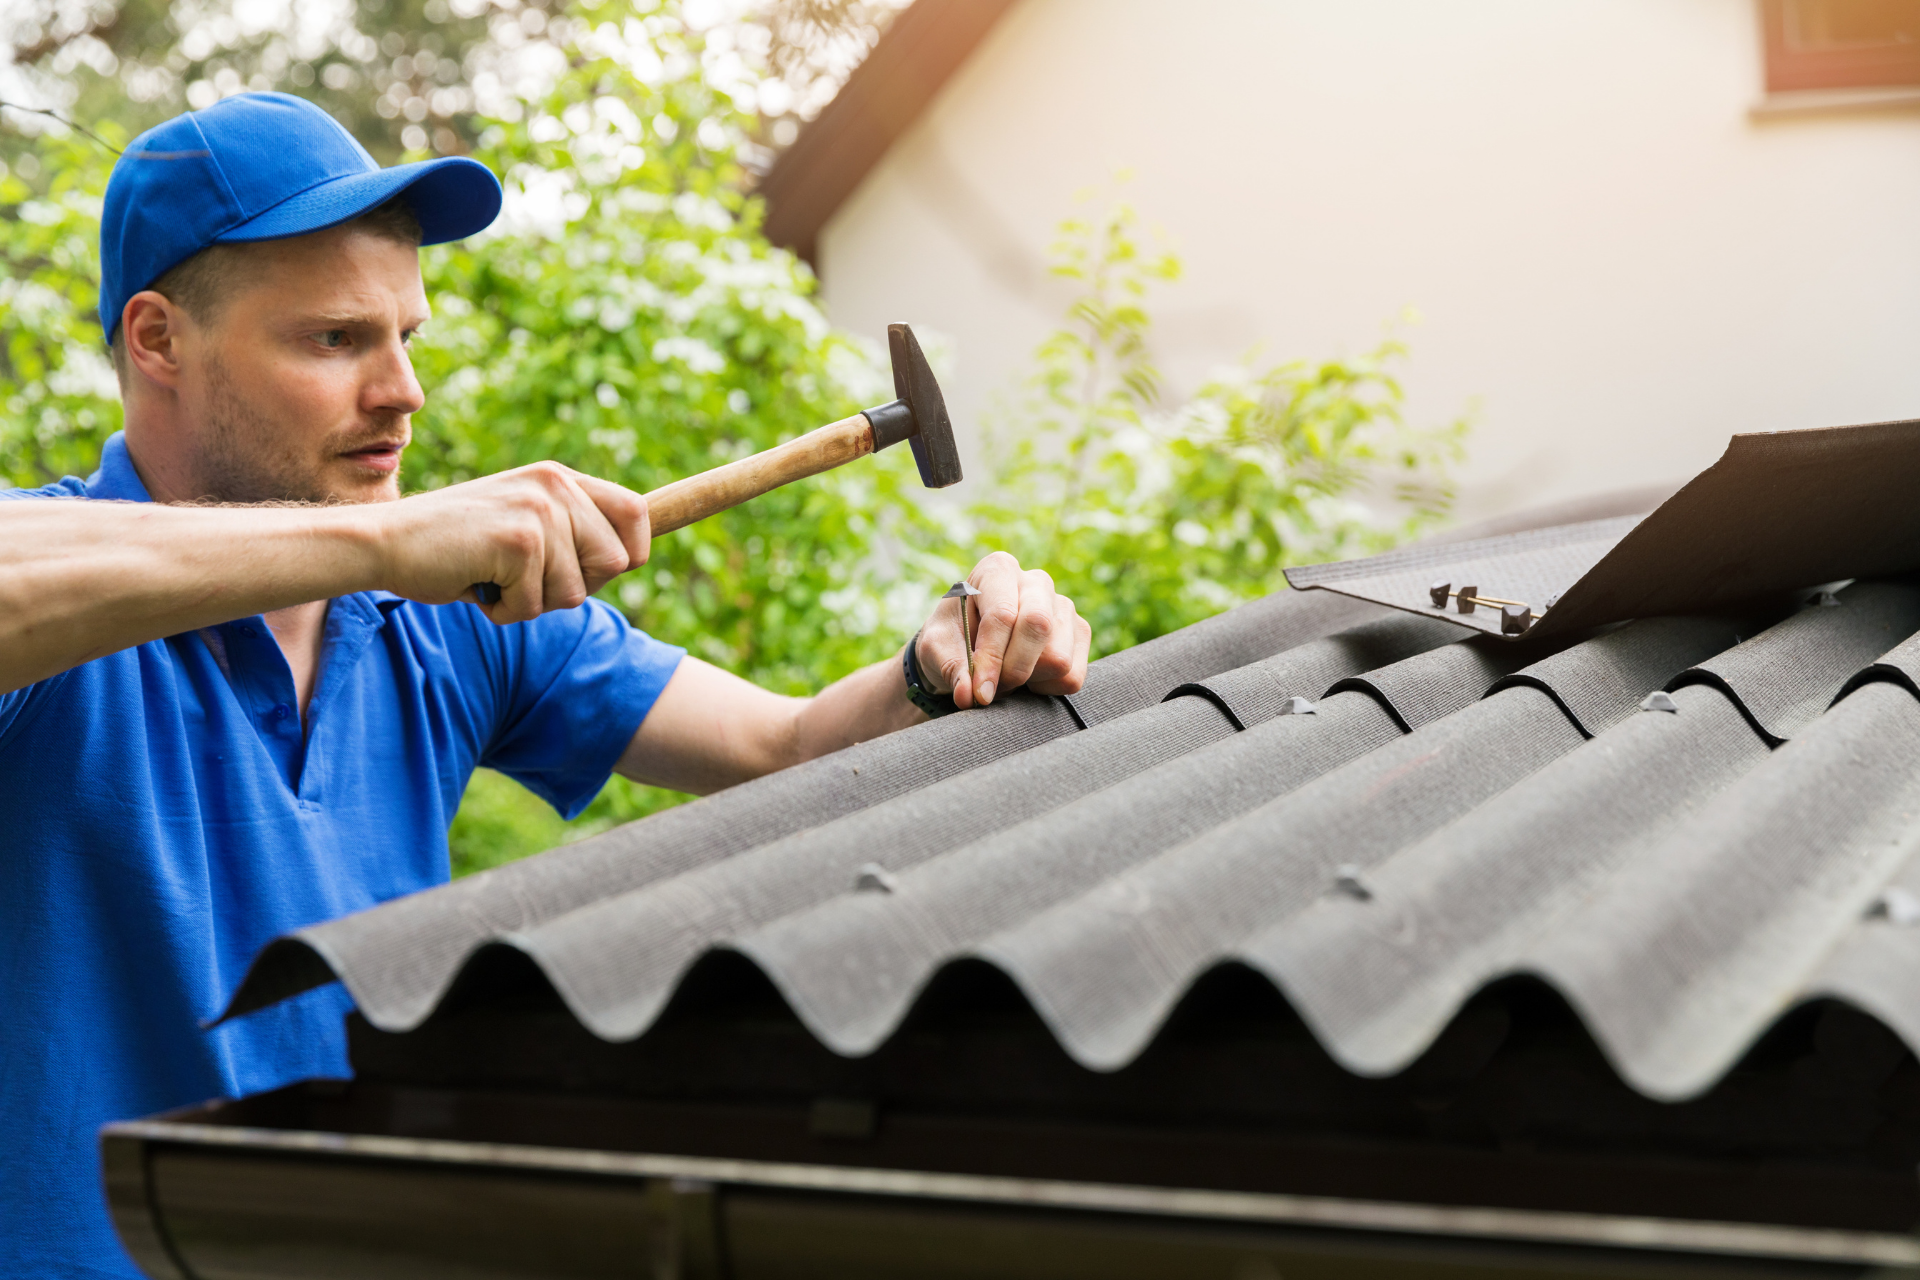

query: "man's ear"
xmin=121 ymin=291 xmax=192 ymax=391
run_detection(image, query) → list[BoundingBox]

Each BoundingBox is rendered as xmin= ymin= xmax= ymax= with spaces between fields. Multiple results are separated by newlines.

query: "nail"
xmin=978 ymin=680 xmax=995 ymax=704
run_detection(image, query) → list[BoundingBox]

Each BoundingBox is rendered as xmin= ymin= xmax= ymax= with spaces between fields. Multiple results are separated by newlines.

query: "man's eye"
xmin=315 ymin=330 xmax=347 ymax=349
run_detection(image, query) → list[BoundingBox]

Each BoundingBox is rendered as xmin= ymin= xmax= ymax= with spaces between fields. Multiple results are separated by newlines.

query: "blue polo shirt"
xmin=0 ymin=433 xmax=684 ymax=1277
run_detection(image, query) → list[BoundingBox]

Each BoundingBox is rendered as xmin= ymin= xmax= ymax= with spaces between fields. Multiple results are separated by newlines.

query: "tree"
xmin=1 ymin=0 xmax=907 ymax=174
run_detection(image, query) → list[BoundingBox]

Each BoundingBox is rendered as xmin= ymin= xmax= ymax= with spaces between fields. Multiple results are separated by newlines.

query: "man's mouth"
xmin=340 ymin=440 xmax=406 ymax=474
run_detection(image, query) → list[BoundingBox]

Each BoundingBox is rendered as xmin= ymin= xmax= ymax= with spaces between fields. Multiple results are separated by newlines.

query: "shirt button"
xmin=271 ymin=704 xmax=292 ymax=721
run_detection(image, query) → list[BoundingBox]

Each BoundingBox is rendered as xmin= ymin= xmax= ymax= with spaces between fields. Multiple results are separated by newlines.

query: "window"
xmin=1761 ymin=0 xmax=1920 ymax=92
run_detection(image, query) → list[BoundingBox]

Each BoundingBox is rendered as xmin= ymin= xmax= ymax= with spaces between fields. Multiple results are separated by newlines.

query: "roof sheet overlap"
xmin=228 ymin=563 xmax=1920 ymax=1103
xmin=1284 ymin=418 xmax=1920 ymax=640
xmin=1673 ymin=580 xmax=1920 ymax=742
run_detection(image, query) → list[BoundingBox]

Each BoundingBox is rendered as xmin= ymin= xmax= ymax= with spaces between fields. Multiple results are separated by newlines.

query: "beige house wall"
xmin=816 ymin=0 xmax=1920 ymax=522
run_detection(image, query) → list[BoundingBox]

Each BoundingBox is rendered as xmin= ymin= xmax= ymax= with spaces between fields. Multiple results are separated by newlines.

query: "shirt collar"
xmin=84 ymin=432 xmax=153 ymax=503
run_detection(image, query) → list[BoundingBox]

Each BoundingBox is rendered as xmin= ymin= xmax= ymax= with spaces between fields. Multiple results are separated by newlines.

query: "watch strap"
xmin=902 ymin=629 xmax=959 ymax=718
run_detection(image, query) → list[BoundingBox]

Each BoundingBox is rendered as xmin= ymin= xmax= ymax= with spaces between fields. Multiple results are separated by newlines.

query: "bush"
xmin=0 ymin=127 xmax=125 ymax=489
xmin=406 ymin=14 xmax=957 ymax=868
xmin=969 ymin=197 xmax=1466 ymax=658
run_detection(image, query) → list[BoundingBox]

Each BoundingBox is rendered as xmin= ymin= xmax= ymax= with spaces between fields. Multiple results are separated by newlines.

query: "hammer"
xmin=471 ymin=323 xmax=962 ymax=604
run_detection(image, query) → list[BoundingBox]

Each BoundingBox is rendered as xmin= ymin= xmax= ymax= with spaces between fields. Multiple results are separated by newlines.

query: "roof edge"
xmin=756 ymin=0 xmax=1021 ymax=266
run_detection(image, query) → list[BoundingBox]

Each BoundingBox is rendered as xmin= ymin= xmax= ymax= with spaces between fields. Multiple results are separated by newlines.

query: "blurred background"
xmin=4 ymin=0 xmax=1916 ymax=867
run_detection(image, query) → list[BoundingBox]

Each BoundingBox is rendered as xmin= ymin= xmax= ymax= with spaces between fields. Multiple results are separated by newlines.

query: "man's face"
xmin=177 ymin=224 xmax=429 ymax=505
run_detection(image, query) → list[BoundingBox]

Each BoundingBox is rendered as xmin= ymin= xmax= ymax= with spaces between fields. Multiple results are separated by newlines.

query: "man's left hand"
xmin=915 ymin=551 xmax=1092 ymax=709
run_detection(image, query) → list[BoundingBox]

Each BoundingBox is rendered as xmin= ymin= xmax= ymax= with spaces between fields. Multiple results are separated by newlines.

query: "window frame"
xmin=1760 ymin=0 xmax=1920 ymax=93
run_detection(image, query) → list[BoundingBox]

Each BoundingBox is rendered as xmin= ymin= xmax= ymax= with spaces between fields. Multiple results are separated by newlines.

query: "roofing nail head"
xmin=1809 ymin=590 xmax=1842 ymax=608
xmin=1641 ymin=691 xmax=1679 ymax=714
xmin=1334 ymin=864 xmax=1373 ymax=902
xmin=1872 ymin=886 xmax=1920 ymax=927
xmin=1279 ymin=696 xmax=1318 ymax=716
xmin=853 ymin=863 xmax=897 ymax=894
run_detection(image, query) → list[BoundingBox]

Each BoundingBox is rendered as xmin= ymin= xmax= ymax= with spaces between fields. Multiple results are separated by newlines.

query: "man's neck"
xmin=262 ymin=601 xmax=329 ymax=723
xmin=119 ymin=422 xmax=202 ymax=505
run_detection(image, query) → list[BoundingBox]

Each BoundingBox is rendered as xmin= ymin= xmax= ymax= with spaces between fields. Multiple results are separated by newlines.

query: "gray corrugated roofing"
xmin=228 ymin=586 xmax=1396 ymax=1026
xmin=228 ymin=568 xmax=1920 ymax=1104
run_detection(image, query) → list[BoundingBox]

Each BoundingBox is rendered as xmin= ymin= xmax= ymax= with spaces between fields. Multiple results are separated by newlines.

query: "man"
xmin=0 ymin=92 xmax=1089 ymax=1276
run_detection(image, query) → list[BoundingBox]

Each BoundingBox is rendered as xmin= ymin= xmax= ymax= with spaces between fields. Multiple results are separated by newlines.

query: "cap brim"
xmin=216 ymin=155 xmax=502 ymax=246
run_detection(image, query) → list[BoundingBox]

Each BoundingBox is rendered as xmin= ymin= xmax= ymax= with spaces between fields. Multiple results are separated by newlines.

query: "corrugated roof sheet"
xmin=228 ymin=565 xmax=1920 ymax=1106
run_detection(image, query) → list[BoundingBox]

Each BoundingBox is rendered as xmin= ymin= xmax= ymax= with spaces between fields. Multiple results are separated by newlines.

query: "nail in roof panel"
xmin=986 ymin=613 xmax=1750 ymax=1071
xmin=1267 ymin=681 xmax=1770 ymax=1083
xmin=227 ymin=563 xmax=1920 ymax=1108
xmin=226 ymin=584 xmax=1399 ymax=1027
xmin=1257 ymin=590 xmax=1916 ymax=1088
xmin=742 ymin=687 xmax=1410 ymax=1057
xmin=513 ymin=693 xmax=1254 ymax=1045
xmin=1537 ymin=677 xmax=1920 ymax=1096
xmin=1673 ymin=580 xmax=1920 ymax=742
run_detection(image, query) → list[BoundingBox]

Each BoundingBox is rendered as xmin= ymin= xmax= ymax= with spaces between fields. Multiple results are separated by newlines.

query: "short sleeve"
xmin=0 ymin=478 xmax=96 ymax=744
xmin=479 ymin=598 xmax=684 ymax=818
xmin=0 ymin=479 xmax=88 ymax=503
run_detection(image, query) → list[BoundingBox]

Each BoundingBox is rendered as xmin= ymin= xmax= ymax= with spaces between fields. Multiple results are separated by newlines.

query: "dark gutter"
xmin=102 ymin=1084 xmax=1920 ymax=1278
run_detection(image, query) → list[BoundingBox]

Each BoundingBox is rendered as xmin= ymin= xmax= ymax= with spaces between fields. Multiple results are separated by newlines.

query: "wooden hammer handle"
xmin=468 ymin=413 xmax=878 ymax=605
xmin=642 ymin=412 xmax=876 ymax=537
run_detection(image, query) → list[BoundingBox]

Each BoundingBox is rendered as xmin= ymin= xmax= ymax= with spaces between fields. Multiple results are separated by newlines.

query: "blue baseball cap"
xmin=99 ymin=91 xmax=503 ymax=340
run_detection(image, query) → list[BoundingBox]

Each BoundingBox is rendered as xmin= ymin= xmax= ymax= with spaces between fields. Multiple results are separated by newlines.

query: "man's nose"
xmin=366 ymin=335 xmax=426 ymax=416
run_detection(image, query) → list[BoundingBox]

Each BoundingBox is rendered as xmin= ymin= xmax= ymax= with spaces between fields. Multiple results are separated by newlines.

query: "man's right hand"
xmin=372 ymin=462 xmax=651 ymax=623
xmin=0 ymin=460 xmax=653 ymax=696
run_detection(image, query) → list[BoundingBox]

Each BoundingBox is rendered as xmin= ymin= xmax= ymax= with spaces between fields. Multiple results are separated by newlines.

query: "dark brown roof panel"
xmin=757 ymin=0 xmax=1021 ymax=264
xmin=1286 ymin=417 xmax=1920 ymax=640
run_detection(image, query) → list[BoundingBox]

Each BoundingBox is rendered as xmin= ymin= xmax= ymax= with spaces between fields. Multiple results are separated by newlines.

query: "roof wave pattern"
xmin=230 ymin=574 xmax=1920 ymax=1103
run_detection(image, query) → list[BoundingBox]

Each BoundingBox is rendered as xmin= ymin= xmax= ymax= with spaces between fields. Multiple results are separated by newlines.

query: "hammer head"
xmin=887 ymin=323 xmax=964 ymax=488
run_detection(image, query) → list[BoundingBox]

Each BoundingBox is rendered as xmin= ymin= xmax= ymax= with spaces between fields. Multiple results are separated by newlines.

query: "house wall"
xmin=815 ymin=0 xmax=1920 ymax=522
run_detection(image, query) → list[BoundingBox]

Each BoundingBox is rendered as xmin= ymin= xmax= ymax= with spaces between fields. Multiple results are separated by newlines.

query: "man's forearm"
xmin=791 ymin=649 xmax=925 ymax=762
xmin=617 ymin=648 xmax=925 ymax=795
xmin=0 ymin=499 xmax=383 ymax=696
xmin=1 ymin=462 xmax=659 ymax=698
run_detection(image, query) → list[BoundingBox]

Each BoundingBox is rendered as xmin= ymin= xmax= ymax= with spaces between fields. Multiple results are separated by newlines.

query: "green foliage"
xmin=409 ymin=13 xmax=952 ymax=691
xmin=970 ymin=198 xmax=1467 ymax=656
xmin=410 ymin=8 xmax=954 ymax=853
xmin=447 ymin=767 xmax=576 ymax=877
xmin=5 ymin=0 xmax=507 ymax=173
xmin=0 ymin=125 xmax=125 ymax=488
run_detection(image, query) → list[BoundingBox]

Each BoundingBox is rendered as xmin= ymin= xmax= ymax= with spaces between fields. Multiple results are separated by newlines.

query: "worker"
xmin=0 ymin=92 xmax=1091 ymax=1277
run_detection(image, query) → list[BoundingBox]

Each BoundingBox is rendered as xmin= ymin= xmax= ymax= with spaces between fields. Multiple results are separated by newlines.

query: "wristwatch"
xmin=902 ymin=629 xmax=959 ymax=717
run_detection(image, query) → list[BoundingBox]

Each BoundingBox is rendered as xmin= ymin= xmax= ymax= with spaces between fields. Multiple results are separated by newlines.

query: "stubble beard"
xmin=194 ymin=353 xmax=402 ymax=506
